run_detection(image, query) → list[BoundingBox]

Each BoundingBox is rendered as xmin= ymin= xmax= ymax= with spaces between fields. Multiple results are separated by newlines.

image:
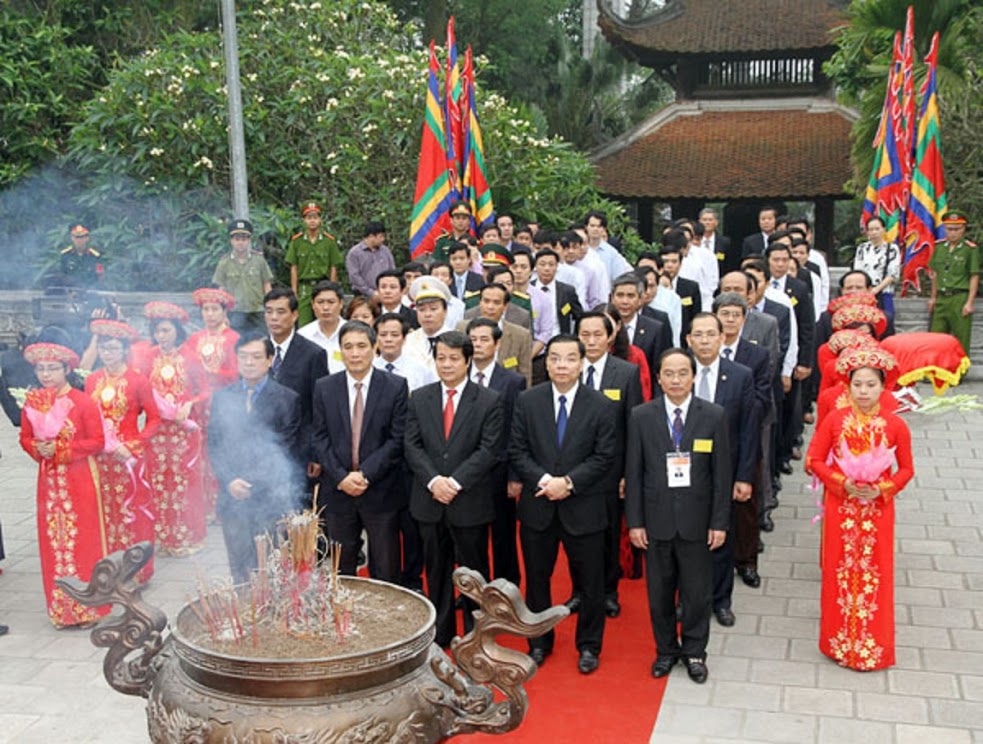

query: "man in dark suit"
xmin=740 ymin=205 xmax=778 ymax=259
xmin=467 ymin=318 xmax=526 ymax=585
xmin=660 ymin=243 xmax=702 ymax=342
xmin=312 ymin=321 xmax=408 ymax=581
xmin=715 ymin=293 xmax=773 ymax=590
xmin=611 ymin=272 xmax=672 ymax=374
xmin=700 ymin=207 xmax=739 ymax=277
xmin=263 ymin=287 xmax=329 ymax=496
xmin=376 ymin=270 xmax=418 ymax=329
xmin=626 ymin=348 xmax=731 ymax=684
xmin=578 ymin=311 xmax=644 ymax=618
xmin=456 ymin=283 xmax=532 ymax=387
xmin=687 ymin=314 xmax=759 ymax=628
xmin=404 ymin=331 xmax=503 ymax=646
xmin=509 ymin=335 xmax=616 ymax=675
xmin=209 ymin=333 xmax=303 ymax=585
xmin=448 ymin=242 xmax=484 ymax=299
xmin=532 ymin=247 xmax=583 ymax=335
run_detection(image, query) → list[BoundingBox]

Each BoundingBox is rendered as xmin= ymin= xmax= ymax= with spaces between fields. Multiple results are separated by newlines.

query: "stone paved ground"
xmin=0 ymin=383 xmax=981 ymax=743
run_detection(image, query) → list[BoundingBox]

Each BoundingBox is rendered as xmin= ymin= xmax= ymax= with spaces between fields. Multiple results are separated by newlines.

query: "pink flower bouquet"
xmin=832 ymin=438 xmax=896 ymax=487
xmin=23 ymin=389 xmax=73 ymax=440
xmin=153 ymin=389 xmax=199 ymax=432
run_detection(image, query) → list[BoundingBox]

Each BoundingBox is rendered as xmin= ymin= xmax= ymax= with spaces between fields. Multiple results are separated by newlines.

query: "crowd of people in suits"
xmin=12 ymin=202 xmax=919 ymax=682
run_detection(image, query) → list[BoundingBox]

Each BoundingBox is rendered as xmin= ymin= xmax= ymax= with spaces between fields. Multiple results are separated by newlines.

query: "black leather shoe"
xmin=737 ymin=567 xmax=762 ymax=588
xmin=529 ymin=648 xmax=549 ymax=666
xmin=578 ymin=649 xmax=599 ymax=674
xmin=791 ymin=446 xmax=803 ymax=461
xmin=564 ymin=594 xmax=582 ymax=614
xmin=780 ymin=460 xmax=794 ymax=475
xmin=604 ymin=597 xmax=621 ymax=618
xmin=685 ymin=657 xmax=709 ymax=684
xmin=651 ymin=656 xmax=677 ymax=678
xmin=0 ymin=624 xmax=8 ymax=637
xmin=757 ymin=538 xmax=765 ymax=554
xmin=714 ymin=608 xmax=736 ymax=627
xmin=760 ymin=513 xmax=775 ymax=532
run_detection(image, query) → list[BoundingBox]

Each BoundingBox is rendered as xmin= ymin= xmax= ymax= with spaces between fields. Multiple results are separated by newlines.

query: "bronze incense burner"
xmin=57 ymin=542 xmax=567 ymax=743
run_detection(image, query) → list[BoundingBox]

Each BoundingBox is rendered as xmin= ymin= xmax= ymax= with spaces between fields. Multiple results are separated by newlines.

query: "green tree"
xmin=63 ymin=0 xmax=632 ymax=290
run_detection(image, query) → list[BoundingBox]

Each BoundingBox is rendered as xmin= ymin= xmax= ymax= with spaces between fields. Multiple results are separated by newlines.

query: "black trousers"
xmin=419 ymin=520 xmax=489 ymax=647
xmin=399 ymin=507 xmax=425 ymax=589
xmin=568 ymin=486 xmax=622 ymax=601
xmin=645 ymin=535 xmax=713 ymax=660
xmin=219 ymin=502 xmax=279 ymax=586
xmin=521 ymin=517 xmax=605 ymax=655
xmin=489 ymin=470 xmax=521 ymax=586
xmin=323 ymin=506 xmax=400 ymax=583
xmin=712 ymin=505 xmax=736 ymax=611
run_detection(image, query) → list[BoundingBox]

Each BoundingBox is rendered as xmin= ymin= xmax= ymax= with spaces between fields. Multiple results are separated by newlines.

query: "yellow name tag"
xmin=603 ymin=388 xmax=621 ymax=401
xmin=716 ymin=252 xmax=725 ymax=261
xmin=681 ymin=296 xmax=693 ymax=306
xmin=694 ymin=439 xmax=713 ymax=453
xmin=503 ymin=356 xmax=518 ymax=369
xmin=561 ymin=302 xmax=572 ymax=316
xmin=790 ymin=296 xmax=798 ymax=307
xmin=332 ymin=350 xmax=343 ymax=361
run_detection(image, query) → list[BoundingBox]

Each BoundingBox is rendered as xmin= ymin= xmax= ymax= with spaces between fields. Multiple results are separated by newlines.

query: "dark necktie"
xmin=245 ymin=387 xmax=255 ymax=413
xmin=541 ymin=285 xmax=549 ymax=293
xmin=351 ymin=382 xmax=364 ymax=470
xmin=723 ymin=348 xmax=733 ymax=360
xmin=385 ymin=362 xmax=395 ymax=373
xmin=697 ymin=367 xmax=711 ymax=401
xmin=771 ymin=279 xmax=780 ymax=290
xmin=444 ymin=389 xmax=457 ymax=439
xmin=586 ymin=365 xmax=596 ymax=389
xmin=672 ymin=407 xmax=684 ymax=449
xmin=428 ymin=336 xmax=438 ymax=355
xmin=476 ymin=371 xmax=485 ymax=387
xmin=272 ymin=345 xmax=283 ymax=377
xmin=557 ymin=395 xmax=568 ymax=446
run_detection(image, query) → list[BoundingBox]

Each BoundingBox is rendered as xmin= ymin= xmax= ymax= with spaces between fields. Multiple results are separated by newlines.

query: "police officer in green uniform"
xmin=432 ymin=200 xmax=474 ymax=263
xmin=212 ymin=219 xmax=274 ymax=333
xmin=928 ymin=210 xmax=979 ymax=354
xmin=58 ymin=224 xmax=104 ymax=287
xmin=285 ymin=202 xmax=344 ymax=326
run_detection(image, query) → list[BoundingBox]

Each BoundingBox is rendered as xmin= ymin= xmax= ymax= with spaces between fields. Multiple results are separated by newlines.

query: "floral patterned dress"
xmin=184 ymin=326 xmax=239 ymax=519
xmin=137 ymin=346 xmax=209 ymax=555
xmin=85 ymin=367 xmax=161 ymax=581
xmin=805 ymin=403 xmax=913 ymax=670
xmin=19 ymin=387 xmax=109 ymax=627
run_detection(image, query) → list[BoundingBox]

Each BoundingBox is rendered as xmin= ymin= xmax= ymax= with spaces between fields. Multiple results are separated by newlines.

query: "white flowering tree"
xmin=65 ymin=0 xmax=630 ymax=289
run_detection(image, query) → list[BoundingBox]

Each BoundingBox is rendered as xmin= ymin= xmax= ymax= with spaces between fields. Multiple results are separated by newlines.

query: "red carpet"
xmin=456 ymin=546 xmax=666 ymax=744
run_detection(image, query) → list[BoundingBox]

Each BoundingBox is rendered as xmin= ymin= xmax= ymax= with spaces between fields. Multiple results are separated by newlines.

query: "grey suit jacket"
xmin=464 ymin=303 xmax=531 ymax=331
xmin=741 ymin=310 xmax=780 ymax=381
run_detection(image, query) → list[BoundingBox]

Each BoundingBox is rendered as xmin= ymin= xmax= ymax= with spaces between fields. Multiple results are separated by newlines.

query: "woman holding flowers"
xmin=19 ymin=343 xmax=108 ymax=627
xmin=805 ymin=348 xmax=913 ymax=671
xmin=137 ymin=302 xmax=209 ymax=556
xmin=84 ymin=320 xmax=160 ymax=582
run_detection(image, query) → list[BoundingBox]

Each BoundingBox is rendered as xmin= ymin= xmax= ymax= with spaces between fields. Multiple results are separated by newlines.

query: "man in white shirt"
xmin=556 ymin=231 xmax=589 ymax=308
xmin=298 ymin=280 xmax=346 ymax=369
xmin=404 ymin=277 xmax=453 ymax=371
xmin=585 ymin=210 xmax=632 ymax=287
xmin=678 ymin=222 xmax=719 ymax=311
xmin=636 ymin=260 xmax=682 ymax=346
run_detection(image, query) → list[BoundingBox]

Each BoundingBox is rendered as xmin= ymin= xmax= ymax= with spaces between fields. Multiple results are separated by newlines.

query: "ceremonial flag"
xmin=902 ymin=32 xmax=947 ymax=294
xmin=409 ymin=42 xmax=454 ymax=259
xmin=444 ymin=17 xmax=464 ymax=200
xmin=460 ymin=46 xmax=495 ymax=231
xmin=860 ymin=31 xmax=907 ymax=244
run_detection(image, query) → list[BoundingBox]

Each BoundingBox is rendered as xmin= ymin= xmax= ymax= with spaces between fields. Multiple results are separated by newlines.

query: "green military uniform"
xmin=432 ymin=231 xmax=472 ymax=264
xmin=212 ymin=251 xmax=274 ymax=331
xmin=59 ymin=246 xmax=103 ymax=287
xmin=511 ymin=290 xmax=532 ymax=315
xmin=285 ymin=231 xmax=343 ymax=325
xmin=929 ymin=236 xmax=979 ymax=353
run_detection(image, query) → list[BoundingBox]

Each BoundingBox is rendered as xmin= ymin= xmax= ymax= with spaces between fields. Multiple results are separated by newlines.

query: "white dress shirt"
xmin=664 ymin=394 xmax=693 ymax=443
xmin=470 ymin=359 xmax=495 ymax=387
xmin=346 ymin=370 xmax=371 ymax=419
xmin=373 ymin=353 xmax=436 ymax=392
xmin=298 ymin=319 xmax=346 ymax=368
xmin=695 ymin=358 xmax=720 ymax=402
xmin=552 ymin=382 xmax=579 ymax=422
xmin=582 ymin=353 xmax=608 ymax=391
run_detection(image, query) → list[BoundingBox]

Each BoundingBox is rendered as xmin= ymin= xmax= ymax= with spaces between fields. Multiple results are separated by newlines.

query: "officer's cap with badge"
xmin=450 ymin=201 xmax=472 ymax=217
xmin=70 ymin=224 xmax=90 ymax=237
xmin=228 ymin=219 xmax=253 ymax=237
xmin=409 ymin=277 xmax=451 ymax=307
xmin=942 ymin=210 xmax=969 ymax=226
xmin=302 ymin=202 xmax=322 ymax=217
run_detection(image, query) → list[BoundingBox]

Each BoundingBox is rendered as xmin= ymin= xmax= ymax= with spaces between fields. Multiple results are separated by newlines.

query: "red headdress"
xmin=24 ymin=342 xmax=80 ymax=369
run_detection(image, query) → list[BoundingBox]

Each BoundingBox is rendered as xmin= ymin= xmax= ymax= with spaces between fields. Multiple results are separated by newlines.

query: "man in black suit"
xmin=611 ymin=272 xmax=672 ymax=374
xmin=626 ymin=349 xmax=731 ymax=684
xmin=700 ymin=207 xmax=738 ymax=277
xmin=660 ymin=242 xmax=702 ymax=342
xmin=448 ymin=242 xmax=484 ymax=299
xmin=532 ymin=248 xmax=582 ymax=335
xmin=263 ymin=287 xmax=330 ymax=496
xmin=467 ymin=318 xmax=526 ymax=585
xmin=578 ymin=311 xmax=644 ymax=618
xmin=509 ymin=335 xmax=616 ymax=675
xmin=687 ymin=314 xmax=760 ymax=628
xmin=715 ymin=293 xmax=773 ymax=590
xmin=312 ymin=321 xmax=408 ymax=581
xmin=404 ymin=331 xmax=503 ymax=646
xmin=376 ymin=270 xmax=419 ymax=329
xmin=740 ymin=205 xmax=778 ymax=259
xmin=209 ymin=333 xmax=303 ymax=584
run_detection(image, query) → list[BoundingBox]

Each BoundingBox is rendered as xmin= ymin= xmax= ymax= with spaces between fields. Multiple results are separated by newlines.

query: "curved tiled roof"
xmin=592 ymin=104 xmax=854 ymax=199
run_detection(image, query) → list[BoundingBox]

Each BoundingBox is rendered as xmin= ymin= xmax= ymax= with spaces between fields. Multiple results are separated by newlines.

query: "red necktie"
xmin=444 ymin=388 xmax=456 ymax=439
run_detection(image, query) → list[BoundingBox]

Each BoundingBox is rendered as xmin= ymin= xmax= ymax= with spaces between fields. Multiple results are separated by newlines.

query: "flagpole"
xmin=221 ymin=0 xmax=250 ymax=220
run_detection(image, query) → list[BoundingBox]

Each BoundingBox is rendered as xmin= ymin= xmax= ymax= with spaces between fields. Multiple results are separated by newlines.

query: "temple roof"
xmin=591 ymin=99 xmax=856 ymax=200
xmin=597 ymin=0 xmax=847 ymax=62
